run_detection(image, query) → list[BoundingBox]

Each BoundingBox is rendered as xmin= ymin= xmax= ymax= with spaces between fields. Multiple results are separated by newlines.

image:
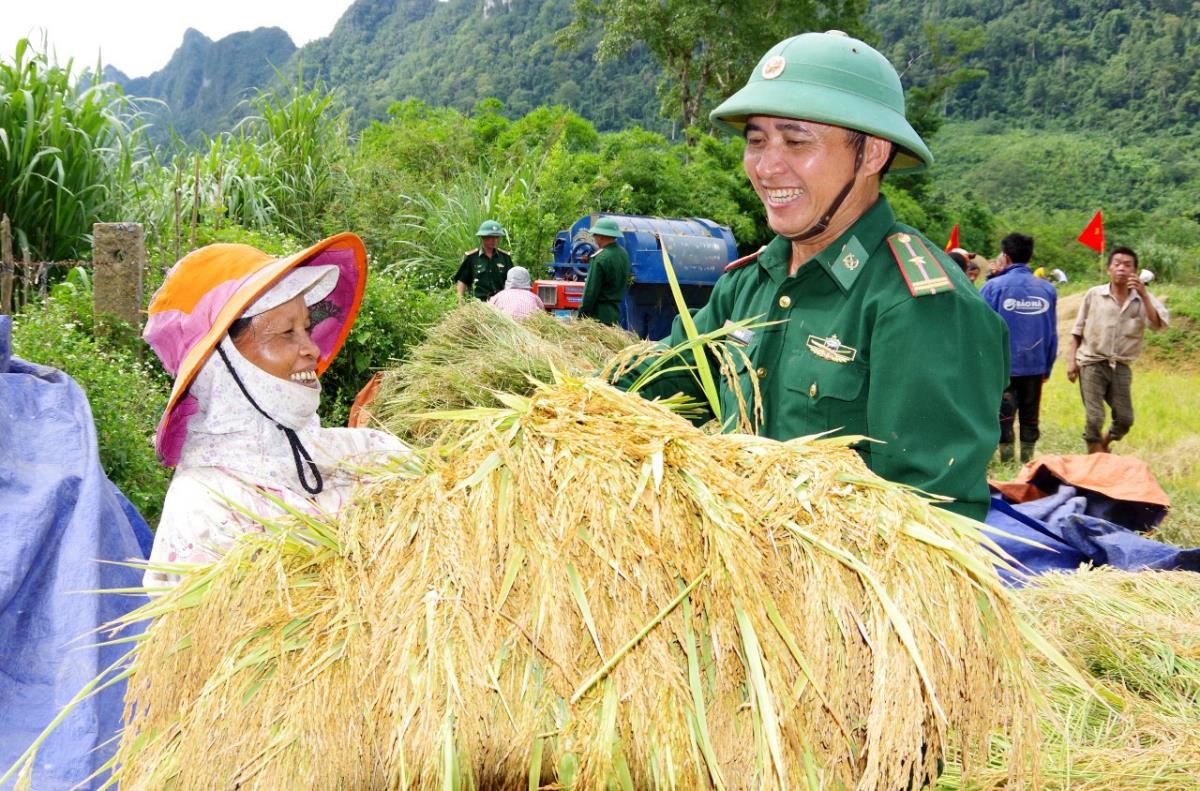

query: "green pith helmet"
xmin=710 ymin=31 xmax=932 ymax=174
xmin=476 ymin=219 xmax=505 ymax=237
xmin=588 ymin=216 xmax=622 ymax=238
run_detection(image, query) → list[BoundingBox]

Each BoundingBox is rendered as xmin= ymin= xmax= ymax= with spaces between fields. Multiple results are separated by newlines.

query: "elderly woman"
xmin=487 ymin=265 xmax=545 ymax=320
xmin=142 ymin=233 xmax=405 ymax=588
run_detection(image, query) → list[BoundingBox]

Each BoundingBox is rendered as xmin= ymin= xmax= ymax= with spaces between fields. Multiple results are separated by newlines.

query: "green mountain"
xmin=109 ymin=0 xmax=661 ymax=141
xmin=112 ymin=27 xmax=297 ymax=142
xmin=869 ymin=0 xmax=1200 ymax=134
xmin=294 ymin=0 xmax=661 ymax=131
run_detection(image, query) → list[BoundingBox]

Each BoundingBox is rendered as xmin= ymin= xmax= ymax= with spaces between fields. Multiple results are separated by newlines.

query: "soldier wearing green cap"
xmin=626 ymin=31 xmax=1009 ymax=521
xmin=577 ymin=216 xmax=631 ymax=326
xmin=455 ymin=219 xmax=514 ymax=302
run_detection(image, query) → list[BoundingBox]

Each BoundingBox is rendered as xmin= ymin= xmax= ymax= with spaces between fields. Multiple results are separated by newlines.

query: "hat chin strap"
xmin=781 ymin=135 xmax=867 ymax=243
xmin=215 ymin=344 xmax=324 ymax=495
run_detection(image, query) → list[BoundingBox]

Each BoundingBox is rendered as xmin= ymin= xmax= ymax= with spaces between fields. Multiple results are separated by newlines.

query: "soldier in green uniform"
xmin=455 ymin=219 xmax=514 ymax=302
xmin=577 ymin=216 xmax=631 ymax=326
xmin=625 ymin=31 xmax=1009 ymax=521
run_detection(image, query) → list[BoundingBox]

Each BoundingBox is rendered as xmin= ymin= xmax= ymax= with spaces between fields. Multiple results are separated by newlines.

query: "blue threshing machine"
xmin=534 ymin=214 xmax=739 ymax=340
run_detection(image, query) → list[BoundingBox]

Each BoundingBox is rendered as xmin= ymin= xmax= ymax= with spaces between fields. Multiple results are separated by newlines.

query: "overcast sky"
xmin=6 ymin=1 xmax=355 ymax=78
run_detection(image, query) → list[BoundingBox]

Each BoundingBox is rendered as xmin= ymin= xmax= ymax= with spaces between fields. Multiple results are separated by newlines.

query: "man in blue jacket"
xmin=980 ymin=233 xmax=1058 ymax=462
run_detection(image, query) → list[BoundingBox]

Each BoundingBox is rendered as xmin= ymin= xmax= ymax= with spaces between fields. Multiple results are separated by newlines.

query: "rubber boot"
xmin=1019 ymin=442 xmax=1035 ymax=463
xmin=998 ymin=443 xmax=1014 ymax=463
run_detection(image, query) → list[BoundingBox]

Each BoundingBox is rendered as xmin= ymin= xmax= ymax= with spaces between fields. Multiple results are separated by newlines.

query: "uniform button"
xmin=756 ymin=367 xmax=767 ymax=379
xmin=808 ymin=383 xmax=818 ymax=398
xmin=778 ymin=295 xmax=792 ymax=309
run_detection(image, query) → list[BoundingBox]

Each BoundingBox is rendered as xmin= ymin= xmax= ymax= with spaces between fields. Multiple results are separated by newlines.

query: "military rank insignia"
xmin=887 ymin=232 xmax=955 ymax=297
xmin=806 ymin=333 xmax=857 ymax=364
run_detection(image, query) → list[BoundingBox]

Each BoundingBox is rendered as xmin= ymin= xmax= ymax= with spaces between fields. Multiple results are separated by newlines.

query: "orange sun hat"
xmin=143 ymin=232 xmax=368 ymax=466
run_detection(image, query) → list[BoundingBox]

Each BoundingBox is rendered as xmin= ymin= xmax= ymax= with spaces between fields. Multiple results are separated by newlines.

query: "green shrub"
xmin=10 ymin=269 xmax=172 ymax=525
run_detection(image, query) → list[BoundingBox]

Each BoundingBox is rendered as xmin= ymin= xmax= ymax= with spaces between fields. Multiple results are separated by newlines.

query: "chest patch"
xmin=806 ymin=333 xmax=857 ymax=364
xmin=887 ymin=232 xmax=955 ymax=297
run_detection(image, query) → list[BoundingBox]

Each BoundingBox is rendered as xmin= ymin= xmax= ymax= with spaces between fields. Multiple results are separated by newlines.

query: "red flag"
xmin=1077 ymin=210 xmax=1104 ymax=253
xmin=944 ymin=224 xmax=960 ymax=252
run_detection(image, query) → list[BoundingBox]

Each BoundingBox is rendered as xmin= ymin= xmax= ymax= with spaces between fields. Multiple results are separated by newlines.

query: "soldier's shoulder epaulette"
xmin=498 ymin=248 xmax=511 ymax=256
xmin=885 ymin=231 xmax=955 ymax=298
xmin=463 ymin=248 xmax=479 ymax=256
xmin=723 ymin=246 xmax=765 ymax=274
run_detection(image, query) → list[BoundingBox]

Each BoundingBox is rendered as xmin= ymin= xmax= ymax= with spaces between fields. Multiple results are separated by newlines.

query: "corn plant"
xmin=234 ymin=68 xmax=351 ymax=240
xmin=0 ymin=38 xmax=144 ymax=260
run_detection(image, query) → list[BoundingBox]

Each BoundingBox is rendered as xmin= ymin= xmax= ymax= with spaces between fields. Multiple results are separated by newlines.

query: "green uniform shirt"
xmin=578 ymin=243 xmax=631 ymax=326
xmin=630 ymin=197 xmax=1009 ymax=521
xmin=455 ymin=247 xmax=514 ymax=301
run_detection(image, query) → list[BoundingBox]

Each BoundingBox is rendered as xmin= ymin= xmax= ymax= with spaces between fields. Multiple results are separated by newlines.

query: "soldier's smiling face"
xmin=742 ymin=115 xmax=869 ymax=240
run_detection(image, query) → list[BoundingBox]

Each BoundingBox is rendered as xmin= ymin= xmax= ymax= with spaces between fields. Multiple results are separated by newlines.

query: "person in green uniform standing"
xmin=455 ymin=219 xmax=514 ymax=302
xmin=625 ymin=31 xmax=1009 ymax=521
xmin=577 ymin=216 xmax=631 ymax=326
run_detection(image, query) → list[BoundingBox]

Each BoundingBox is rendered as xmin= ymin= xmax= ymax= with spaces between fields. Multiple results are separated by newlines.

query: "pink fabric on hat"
xmin=306 ymin=248 xmax=359 ymax=354
xmin=157 ymin=393 xmax=199 ymax=468
xmin=144 ymin=279 xmax=247 ymax=375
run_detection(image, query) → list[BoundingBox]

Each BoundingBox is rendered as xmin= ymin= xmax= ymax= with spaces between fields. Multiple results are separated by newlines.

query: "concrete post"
xmin=92 ymin=222 xmax=145 ymax=341
xmin=0 ymin=215 xmax=12 ymax=315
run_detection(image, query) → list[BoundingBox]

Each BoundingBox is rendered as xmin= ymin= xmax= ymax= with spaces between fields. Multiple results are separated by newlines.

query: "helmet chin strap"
xmin=782 ymin=134 xmax=868 ymax=243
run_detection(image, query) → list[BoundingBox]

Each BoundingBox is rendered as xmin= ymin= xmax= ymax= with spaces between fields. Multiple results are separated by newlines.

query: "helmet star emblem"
xmin=761 ymin=56 xmax=786 ymax=80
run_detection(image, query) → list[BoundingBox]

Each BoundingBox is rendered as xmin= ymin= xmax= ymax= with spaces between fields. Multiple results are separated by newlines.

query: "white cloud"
xmin=6 ymin=0 xmax=354 ymax=78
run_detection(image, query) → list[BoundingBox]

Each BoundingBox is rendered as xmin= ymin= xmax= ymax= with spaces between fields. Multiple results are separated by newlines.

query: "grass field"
xmin=987 ymin=282 xmax=1200 ymax=547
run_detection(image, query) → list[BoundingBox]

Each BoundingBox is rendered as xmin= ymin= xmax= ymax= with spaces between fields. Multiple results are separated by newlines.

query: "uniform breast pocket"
xmin=783 ymin=355 xmax=869 ymax=437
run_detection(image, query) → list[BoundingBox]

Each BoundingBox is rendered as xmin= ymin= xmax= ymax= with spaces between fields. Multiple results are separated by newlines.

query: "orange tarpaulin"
xmin=990 ymin=453 xmax=1171 ymax=509
xmin=348 ymin=371 xmax=383 ymax=428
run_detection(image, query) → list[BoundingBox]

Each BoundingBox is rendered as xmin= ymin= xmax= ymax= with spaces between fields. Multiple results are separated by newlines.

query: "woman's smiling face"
xmin=231 ymin=295 xmax=320 ymax=388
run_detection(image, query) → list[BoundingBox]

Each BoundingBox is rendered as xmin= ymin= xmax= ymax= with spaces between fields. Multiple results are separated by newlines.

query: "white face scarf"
xmin=178 ymin=338 xmax=350 ymax=493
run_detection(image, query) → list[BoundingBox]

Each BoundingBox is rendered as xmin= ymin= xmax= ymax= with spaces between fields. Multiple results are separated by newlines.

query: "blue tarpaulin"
xmin=986 ymin=485 xmax=1200 ymax=584
xmin=1 ymin=315 xmax=152 ymax=790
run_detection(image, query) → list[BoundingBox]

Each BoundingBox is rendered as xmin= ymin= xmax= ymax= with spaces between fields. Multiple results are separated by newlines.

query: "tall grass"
xmin=134 ymin=71 xmax=350 ymax=262
xmin=386 ymin=142 xmax=595 ymax=289
xmin=0 ymin=38 xmax=144 ymax=259
xmin=237 ymin=69 xmax=349 ymax=239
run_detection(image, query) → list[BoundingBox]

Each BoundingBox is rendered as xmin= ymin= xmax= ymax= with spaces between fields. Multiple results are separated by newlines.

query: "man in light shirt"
xmin=1066 ymin=246 xmax=1168 ymax=453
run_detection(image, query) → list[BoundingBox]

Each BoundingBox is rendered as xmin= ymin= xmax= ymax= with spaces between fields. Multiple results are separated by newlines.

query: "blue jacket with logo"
xmin=980 ymin=264 xmax=1058 ymax=376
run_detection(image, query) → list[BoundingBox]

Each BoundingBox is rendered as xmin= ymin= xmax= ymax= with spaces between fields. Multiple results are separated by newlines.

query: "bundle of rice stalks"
xmin=370 ymin=302 xmax=641 ymax=443
xmin=60 ymin=374 xmax=1050 ymax=791
xmin=938 ymin=567 xmax=1200 ymax=790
